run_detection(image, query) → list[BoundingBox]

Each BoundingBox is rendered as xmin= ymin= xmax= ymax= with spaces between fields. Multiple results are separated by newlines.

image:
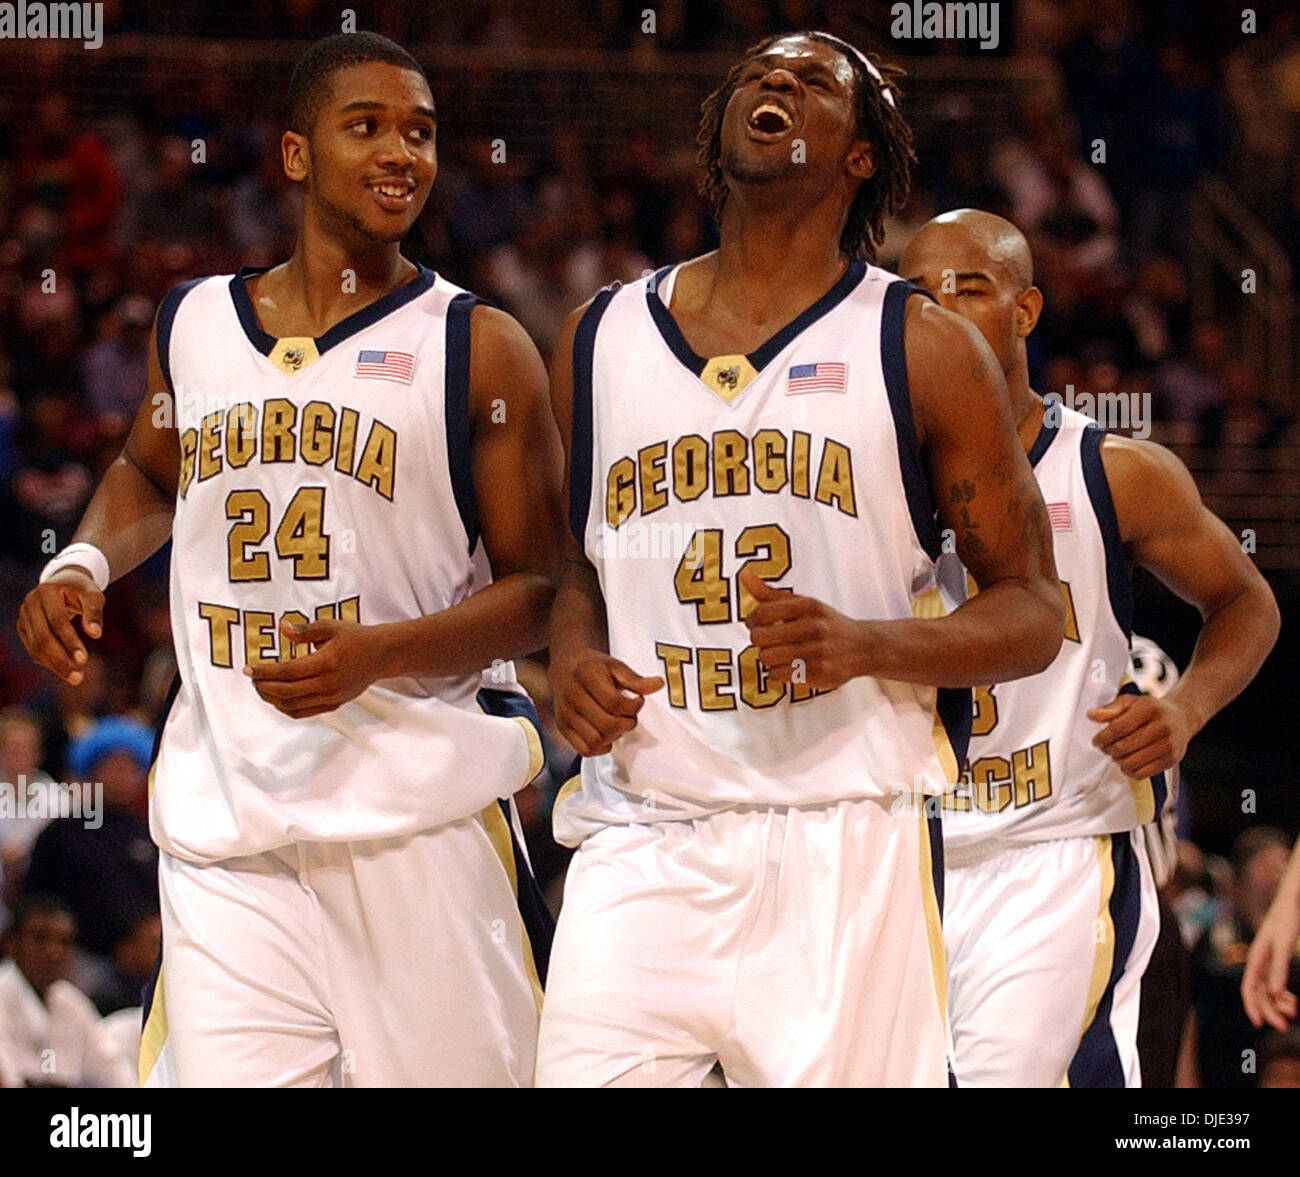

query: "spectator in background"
xmin=444 ymin=133 xmax=532 ymax=261
xmin=168 ymin=51 xmax=258 ymax=188
xmin=1167 ymin=839 xmax=1223 ymax=949
xmin=226 ymin=125 xmax=301 ymax=261
xmin=10 ymin=271 xmax=83 ymax=397
xmin=80 ymin=294 xmax=152 ymax=434
xmin=133 ymin=581 xmax=176 ymax=726
xmin=129 ymin=135 xmax=222 ymax=248
xmin=0 ymin=706 xmax=53 ymax=919
xmin=1185 ymin=827 xmax=1300 ymax=1087
xmin=31 ymin=649 xmax=108 ymax=781
xmin=991 ymin=109 xmax=1123 ymax=307
xmin=1059 ymin=0 xmax=1153 ymax=216
xmin=11 ymin=92 xmax=121 ymax=278
xmin=1198 ymin=362 xmax=1290 ymax=454
xmin=88 ymin=905 xmax=160 ymax=1017
xmin=1156 ymin=321 xmax=1231 ymax=424
xmin=0 ymin=893 xmax=134 ymax=1087
xmin=1131 ymin=38 xmax=1221 ymax=263
xmin=0 ymin=393 xmax=94 ymax=567
xmin=1122 ymin=256 xmax=1191 ymax=366
xmin=22 ymin=716 xmax=157 ymax=963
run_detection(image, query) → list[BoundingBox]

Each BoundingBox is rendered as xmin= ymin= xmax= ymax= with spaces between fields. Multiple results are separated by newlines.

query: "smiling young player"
xmin=900 ymin=209 xmax=1280 ymax=1087
xmin=16 ymin=32 xmax=563 ymax=1086
xmin=537 ymin=33 xmax=1064 ymax=1087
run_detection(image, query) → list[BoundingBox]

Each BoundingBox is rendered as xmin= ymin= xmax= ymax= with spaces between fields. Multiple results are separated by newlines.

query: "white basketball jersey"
xmin=553 ymin=262 xmax=969 ymax=846
xmin=936 ymin=405 xmax=1169 ymax=862
xmin=150 ymin=267 xmax=541 ymax=864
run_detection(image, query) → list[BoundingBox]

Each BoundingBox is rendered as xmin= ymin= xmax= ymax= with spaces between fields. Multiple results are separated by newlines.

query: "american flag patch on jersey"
xmin=1047 ymin=502 xmax=1072 ymax=530
xmin=786 ymin=362 xmax=848 ymax=394
xmin=355 ymin=349 xmax=415 ymax=384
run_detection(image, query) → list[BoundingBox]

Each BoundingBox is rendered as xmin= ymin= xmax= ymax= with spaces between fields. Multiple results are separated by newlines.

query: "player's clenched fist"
xmin=550 ymin=651 xmax=663 ymax=758
xmin=741 ymin=569 xmax=864 ymax=691
xmin=245 ymin=617 xmax=383 ymax=720
xmin=16 ymin=570 xmax=105 ymax=686
xmin=1088 ymin=691 xmax=1192 ymax=779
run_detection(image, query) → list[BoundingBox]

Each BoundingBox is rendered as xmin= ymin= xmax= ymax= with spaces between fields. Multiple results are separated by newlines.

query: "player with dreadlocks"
xmin=537 ymin=31 xmax=1064 ymax=1086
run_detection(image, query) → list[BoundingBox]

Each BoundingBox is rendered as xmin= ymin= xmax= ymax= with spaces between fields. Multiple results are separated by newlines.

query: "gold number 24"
xmin=226 ymin=487 xmax=330 ymax=582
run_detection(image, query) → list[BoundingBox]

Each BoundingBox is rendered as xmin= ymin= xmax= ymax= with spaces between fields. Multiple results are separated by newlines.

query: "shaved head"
xmin=899 ymin=208 xmax=1042 ymax=422
xmin=910 ymin=208 xmax=1033 ymax=289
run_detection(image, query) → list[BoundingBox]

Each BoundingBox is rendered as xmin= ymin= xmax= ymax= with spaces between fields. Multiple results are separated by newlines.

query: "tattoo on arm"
xmin=949 ymin=478 xmax=986 ymax=559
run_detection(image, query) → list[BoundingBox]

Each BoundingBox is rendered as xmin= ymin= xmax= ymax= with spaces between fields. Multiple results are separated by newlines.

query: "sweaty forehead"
xmin=751 ymin=36 xmax=855 ymax=86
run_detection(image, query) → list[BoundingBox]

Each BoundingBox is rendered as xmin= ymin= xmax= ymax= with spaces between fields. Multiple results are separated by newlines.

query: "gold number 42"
xmin=674 ymin=524 xmax=792 ymax=624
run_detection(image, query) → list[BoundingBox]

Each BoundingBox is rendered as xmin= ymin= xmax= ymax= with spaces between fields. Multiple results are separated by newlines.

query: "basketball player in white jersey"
xmin=537 ymin=34 xmax=1066 ymax=1087
xmin=16 ymin=33 xmax=563 ymax=1086
xmin=899 ymin=209 xmax=1280 ymax=1087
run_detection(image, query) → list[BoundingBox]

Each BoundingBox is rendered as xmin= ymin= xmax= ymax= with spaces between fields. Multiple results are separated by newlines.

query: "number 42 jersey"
xmin=150 ymin=267 xmax=541 ymax=864
xmin=554 ymin=262 xmax=970 ymax=846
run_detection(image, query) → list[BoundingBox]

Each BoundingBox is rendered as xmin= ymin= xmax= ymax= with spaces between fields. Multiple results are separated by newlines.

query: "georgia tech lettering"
xmin=178 ymin=398 xmax=397 ymax=501
xmin=943 ymin=581 xmax=1081 ymax=813
xmin=604 ymin=428 xmax=858 ymax=525
xmin=178 ymin=398 xmax=395 ymax=669
xmin=602 ymin=429 xmax=858 ymax=711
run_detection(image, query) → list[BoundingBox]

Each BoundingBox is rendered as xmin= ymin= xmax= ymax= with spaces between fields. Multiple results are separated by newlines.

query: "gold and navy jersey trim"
xmin=227 ymin=263 xmax=436 ymax=359
xmin=1068 ymin=833 xmax=1144 ymax=1087
xmin=156 ymin=277 xmax=204 ymax=397
xmin=150 ymin=672 xmax=181 ymax=765
xmin=137 ymin=959 xmax=165 ymax=1086
xmin=475 ymin=686 xmax=556 ymax=986
xmin=881 ymin=279 xmax=943 ymax=560
xmin=137 ymin=671 xmax=179 ymax=1083
xmin=643 ymin=259 xmax=867 ymax=379
xmin=445 ymin=292 xmax=479 ymax=552
xmin=935 ymin=684 xmax=973 ymax=778
xmin=1026 ymin=407 xmax=1061 ymax=468
xmin=1079 ymin=425 xmax=1135 ymax=638
xmin=569 ymin=286 xmax=618 ymax=543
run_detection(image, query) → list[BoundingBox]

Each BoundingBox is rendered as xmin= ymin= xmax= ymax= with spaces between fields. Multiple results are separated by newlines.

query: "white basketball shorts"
xmin=945 ymin=829 xmax=1160 ymax=1087
xmin=537 ymin=795 xmax=952 ymax=1087
xmin=140 ymin=804 xmax=542 ymax=1087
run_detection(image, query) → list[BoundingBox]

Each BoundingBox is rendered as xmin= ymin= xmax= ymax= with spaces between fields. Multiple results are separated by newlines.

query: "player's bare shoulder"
xmin=1097 ymin=432 xmax=1203 ymax=543
xmin=466 ymin=304 xmax=546 ymax=413
xmin=903 ymin=294 xmax=1009 ymax=437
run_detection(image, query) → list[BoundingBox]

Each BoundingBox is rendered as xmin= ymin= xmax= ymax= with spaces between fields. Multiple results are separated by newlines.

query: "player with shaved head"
xmin=901 ymin=209 xmax=1280 ymax=1087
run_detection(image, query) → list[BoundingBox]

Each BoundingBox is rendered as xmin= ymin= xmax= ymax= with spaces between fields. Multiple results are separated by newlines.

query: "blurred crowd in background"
xmin=0 ymin=0 xmax=1297 ymax=1086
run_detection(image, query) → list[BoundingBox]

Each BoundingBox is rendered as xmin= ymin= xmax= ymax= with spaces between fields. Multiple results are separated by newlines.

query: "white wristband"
xmin=39 ymin=543 xmax=110 ymax=592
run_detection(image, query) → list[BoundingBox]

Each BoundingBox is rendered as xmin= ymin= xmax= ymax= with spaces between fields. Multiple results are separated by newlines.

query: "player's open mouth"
xmin=746 ymin=101 xmax=795 ymax=142
xmin=366 ymin=178 xmax=417 ymax=211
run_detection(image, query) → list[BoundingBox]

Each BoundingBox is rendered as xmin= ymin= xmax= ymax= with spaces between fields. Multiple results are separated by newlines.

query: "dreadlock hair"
xmin=288 ymin=32 xmax=427 ymax=137
xmin=696 ymin=32 xmax=916 ymax=261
